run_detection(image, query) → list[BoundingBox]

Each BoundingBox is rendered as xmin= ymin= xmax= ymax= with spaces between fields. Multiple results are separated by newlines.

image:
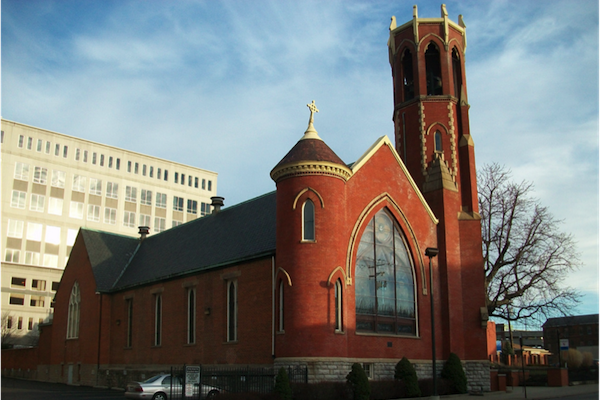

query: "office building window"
xmin=7 ymin=220 xmax=24 ymax=238
xmin=142 ymin=164 xmax=147 ymax=176
xmin=63 ymin=146 xmax=68 ymax=158
xmin=87 ymin=205 xmax=101 ymax=222
xmin=154 ymin=217 xmax=166 ymax=233
xmin=104 ymin=208 xmax=117 ymax=225
xmin=173 ymin=196 xmax=184 ymax=211
xmin=134 ymin=162 xmax=139 ymax=174
xmin=164 ymin=170 xmax=168 ymax=181
xmin=14 ymin=162 xmax=30 ymax=180
xmin=45 ymin=141 xmax=51 ymax=154
xmin=36 ymin=139 xmax=43 ymax=152
xmin=141 ymin=189 xmax=152 ymax=206
xmin=181 ymin=173 xmax=185 ymax=185
xmin=125 ymin=186 xmax=137 ymax=202
xmin=156 ymin=193 xmax=167 ymax=208
xmin=202 ymin=179 xmax=206 ymax=190
xmin=100 ymin=154 xmax=104 ymax=166
xmin=48 ymin=197 xmax=64 ymax=215
xmin=70 ymin=201 xmax=84 ymax=219
xmin=127 ymin=161 xmax=132 ymax=173
xmin=55 ymin=144 xmax=60 ymax=156
xmin=106 ymin=182 xmax=119 ymax=199
xmin=33 ymin=166 xmax=48 ymax=184
xmin=172 ymin=221 xmax=182 ymax=228
xmin=45 ymin=226 xmax=61 ymax=245
xmin=51 ymin=170 xmax=66 ymax=188
xmin=27 ymin=137 xmax=33 ymax=150
xmin=92 ymin=152 xmax=97 ymax=164
xmin=83 ymin=150 xmax=88 ymax=162
xmin=26 ymin=222 xmax=43 ymax=241
xmin=25 ymin=251 xmax=41 ymax=265
xmin=108 ymin=156 xmax=113 ymax=168
xmin=42 ymin=254 xmax=58 ymax=268
xmin=174 ymin=172 xmax=179 ymax=184
xmin=32 ymin=279 xmax=46 ymax=291
xmin=73 ymin=175 xmax=86 ymax=192
xmin=188 ymin=175 xmax=192 ymax=186
xmin=139 ymin=214 xmax=151 ymax=227
xmin=29 ymin=194 xmax=46 ymax=216
xmin=5 ymin=249 xmax=20 ymax=263
xmin=149 ymin=166 xmax=154 ymax=178
xmin=200 ymin=202 xmax=211 ymax=217
xmin=67 ymin=229 xmax=78 ymax=246
xmin=123 ymin=211 xmax=136 ymax=228
xmin=10 ymin=295 xmax=25 ymax=306
xmin=75 ymin=148 xmax=81 ymax=161
xmin=187 ymin=200 xmax=198 ymax=214
xmin=89 ymin=178 xmax=102 ymax=195
xmin=11 ymin=191 xmax=27 ymax=209
xmin=116 ymin=158 xmax=121 ymax=170
xmin=11 ymin=277 xmax=26 ymax=287
xmin=208 ymin=181 xmax=212 ymax=191
xmin=18 ymin=135 xmax=24 ymax=148
xmin=157 ymin=168 xmax=162 ymax=180
xmin=195 ymin=177 xmax=199 ymax=188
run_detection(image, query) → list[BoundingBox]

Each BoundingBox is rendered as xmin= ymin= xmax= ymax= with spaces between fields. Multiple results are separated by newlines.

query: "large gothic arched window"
xmin=355 ymin=209 xmax=416 ymax=335
xmin=452 ymin=48 xmax=462 ymax=99
xmin=67 ymin=282 xmax=80 ymax=339
xmin=401 ymin=49 xmax=414 ymax=101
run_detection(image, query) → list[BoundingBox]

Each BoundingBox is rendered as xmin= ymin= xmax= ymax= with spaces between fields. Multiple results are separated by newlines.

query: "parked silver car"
xmin=125 ymin=374 xmax=221 ymax=400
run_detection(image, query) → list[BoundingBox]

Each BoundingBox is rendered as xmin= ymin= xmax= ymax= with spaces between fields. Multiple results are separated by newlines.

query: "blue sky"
xmin=2 ymin=0 xmax=598 ymax=319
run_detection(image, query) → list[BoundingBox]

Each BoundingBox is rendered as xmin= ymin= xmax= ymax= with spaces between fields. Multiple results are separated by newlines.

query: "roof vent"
xmin=211 ymin=196 xmax=224 ymax=214
xmin=138 ymin=226 xmax=150 ymax=241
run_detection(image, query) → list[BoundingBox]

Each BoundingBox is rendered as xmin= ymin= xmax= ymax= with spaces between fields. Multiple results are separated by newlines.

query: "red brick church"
xmin=4 ymin=5 xmax=491 ymax=391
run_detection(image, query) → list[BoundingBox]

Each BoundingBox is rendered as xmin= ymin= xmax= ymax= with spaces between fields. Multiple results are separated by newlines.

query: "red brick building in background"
xmin=2 ymin=5 xmax=491 ymax=391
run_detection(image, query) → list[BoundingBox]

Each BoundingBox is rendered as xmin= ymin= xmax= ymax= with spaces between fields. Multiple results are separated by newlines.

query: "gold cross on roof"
xmin=307 ymin=100 xmax=319 ymax=125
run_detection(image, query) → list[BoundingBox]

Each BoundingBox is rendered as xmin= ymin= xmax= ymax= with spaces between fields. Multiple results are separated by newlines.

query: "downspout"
xmin=271 ymin=256 xmax=275 ymax=359
xmin=96 ymin=292 xmax=103 ymax=387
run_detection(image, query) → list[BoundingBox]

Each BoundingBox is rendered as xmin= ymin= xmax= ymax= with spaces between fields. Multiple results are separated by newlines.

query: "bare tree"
xmin=1 ymin=311 xmax=17 ymax=348
xmin=479 ymin=163 xmax=581 ymax=324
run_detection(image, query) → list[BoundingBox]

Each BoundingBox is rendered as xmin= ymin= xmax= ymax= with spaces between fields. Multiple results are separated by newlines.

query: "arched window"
xmin=425 ymin=42 xmax=443 ymax=95
xmin=227 ymin=280 xmax=237 ymax=342
xmin=434 ymin=130 xmax=443 ymax=153
xmin=66 ymin=282 xmax=80 ymax=339
xmin=187 ymin=288 xmax=196 ymax=344
xmin=401 ymin=49 xmax=414 ymax=101
xmin=335 ymin=279 xmax=343 ymax=332
xmin=452 ymin=48 xmax=462 ymax=99
xmin=302 ymin=199 xmax=315 ymax=241
xmin=278 ymin=280 xmax=284 ymax=332
xmin=355 ymin=209 xmax=416 ymax=335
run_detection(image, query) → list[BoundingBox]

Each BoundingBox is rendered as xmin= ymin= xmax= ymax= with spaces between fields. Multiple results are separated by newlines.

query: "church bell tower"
xmin=388 ymin=4 xmax=487 ymax=361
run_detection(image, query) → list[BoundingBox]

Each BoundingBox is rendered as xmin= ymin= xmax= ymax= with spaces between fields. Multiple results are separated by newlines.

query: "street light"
xmin=425 ymin=247 xmax=439 ymax=398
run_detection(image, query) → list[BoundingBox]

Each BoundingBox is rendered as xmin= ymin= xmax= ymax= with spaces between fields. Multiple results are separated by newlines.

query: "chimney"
xmin=211 ymin=196 xmax=224 ymax=214
xmin=138 ymin=226 xmax=150 ymax=241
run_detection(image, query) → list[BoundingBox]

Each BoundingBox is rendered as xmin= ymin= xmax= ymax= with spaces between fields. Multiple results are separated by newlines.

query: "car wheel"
xmin=206 ymin=390 xmax=219 ymax=399
xmin=152 ymin=393 xmax=168 ymax=400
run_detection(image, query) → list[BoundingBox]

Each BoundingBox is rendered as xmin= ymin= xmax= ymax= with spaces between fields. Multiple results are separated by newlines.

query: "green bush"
xmin=441 ymin=353 xmax=467 ymax=394
xmin=346 ymin=363 xmax=370 ymax=400
xmin=274 ymin=368 xmax=292 ymax=400
xmin=394 ymin=357 xmax=421 ymax=397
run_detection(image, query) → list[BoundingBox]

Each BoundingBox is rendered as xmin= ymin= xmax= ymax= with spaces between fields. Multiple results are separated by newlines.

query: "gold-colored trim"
xmin=276 ymin=267 xmax=292 ymax=287
xmin=327 ymin=266 xmax=347 ymax=287
xmin=292 ymin=187 xmax=325 ymax=210
xmin=271 ymin=161 xmax=352 ymax=183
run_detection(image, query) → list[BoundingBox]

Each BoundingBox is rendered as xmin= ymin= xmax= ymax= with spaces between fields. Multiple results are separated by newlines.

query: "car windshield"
xmin=142 ymin=375 xmax=164 ymax=384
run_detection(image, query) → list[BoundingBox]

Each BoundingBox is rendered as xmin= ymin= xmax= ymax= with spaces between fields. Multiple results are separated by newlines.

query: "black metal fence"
xmin=169 ymin=365 xmax=308 ymax=399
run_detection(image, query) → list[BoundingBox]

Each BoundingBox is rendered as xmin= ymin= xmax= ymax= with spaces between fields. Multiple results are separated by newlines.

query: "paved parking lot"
xmin=1 ymin=378 xmax=124 ymax=400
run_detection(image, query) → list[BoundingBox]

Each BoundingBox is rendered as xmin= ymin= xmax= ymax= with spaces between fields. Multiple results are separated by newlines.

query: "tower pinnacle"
xmin=302 ymin=100 xmax=321 ymax=140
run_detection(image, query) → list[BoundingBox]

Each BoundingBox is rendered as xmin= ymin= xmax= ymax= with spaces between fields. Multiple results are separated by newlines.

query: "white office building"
xmin=1 ymin=119 xmax=218 ymax=346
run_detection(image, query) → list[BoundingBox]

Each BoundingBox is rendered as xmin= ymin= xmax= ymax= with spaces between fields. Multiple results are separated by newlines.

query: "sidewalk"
xmin=442 ymin=382 xmax=598 ymax=400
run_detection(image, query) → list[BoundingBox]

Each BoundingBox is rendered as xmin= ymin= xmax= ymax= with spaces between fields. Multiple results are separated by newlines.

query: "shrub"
xmin=274 ymin=368 xmax=292 ymax=400
xmin=582 ymin=351 xmax=594 ymax=368
xmin=566 ymin=349 xmax=583 ymax=369
xmin=394 ymin=357 xmax=421 ymax=397
xmin=441 ymin=353 xmax=467 ymax=394
xmin=346 ymin=363 xmax=370 ymax=400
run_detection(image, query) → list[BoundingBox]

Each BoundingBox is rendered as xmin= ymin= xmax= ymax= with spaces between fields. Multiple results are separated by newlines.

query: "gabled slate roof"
xmin=80 ymin=191 xmax=277 ymax=293
xmin=80 ymin=229 xmax=140 ymax=292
